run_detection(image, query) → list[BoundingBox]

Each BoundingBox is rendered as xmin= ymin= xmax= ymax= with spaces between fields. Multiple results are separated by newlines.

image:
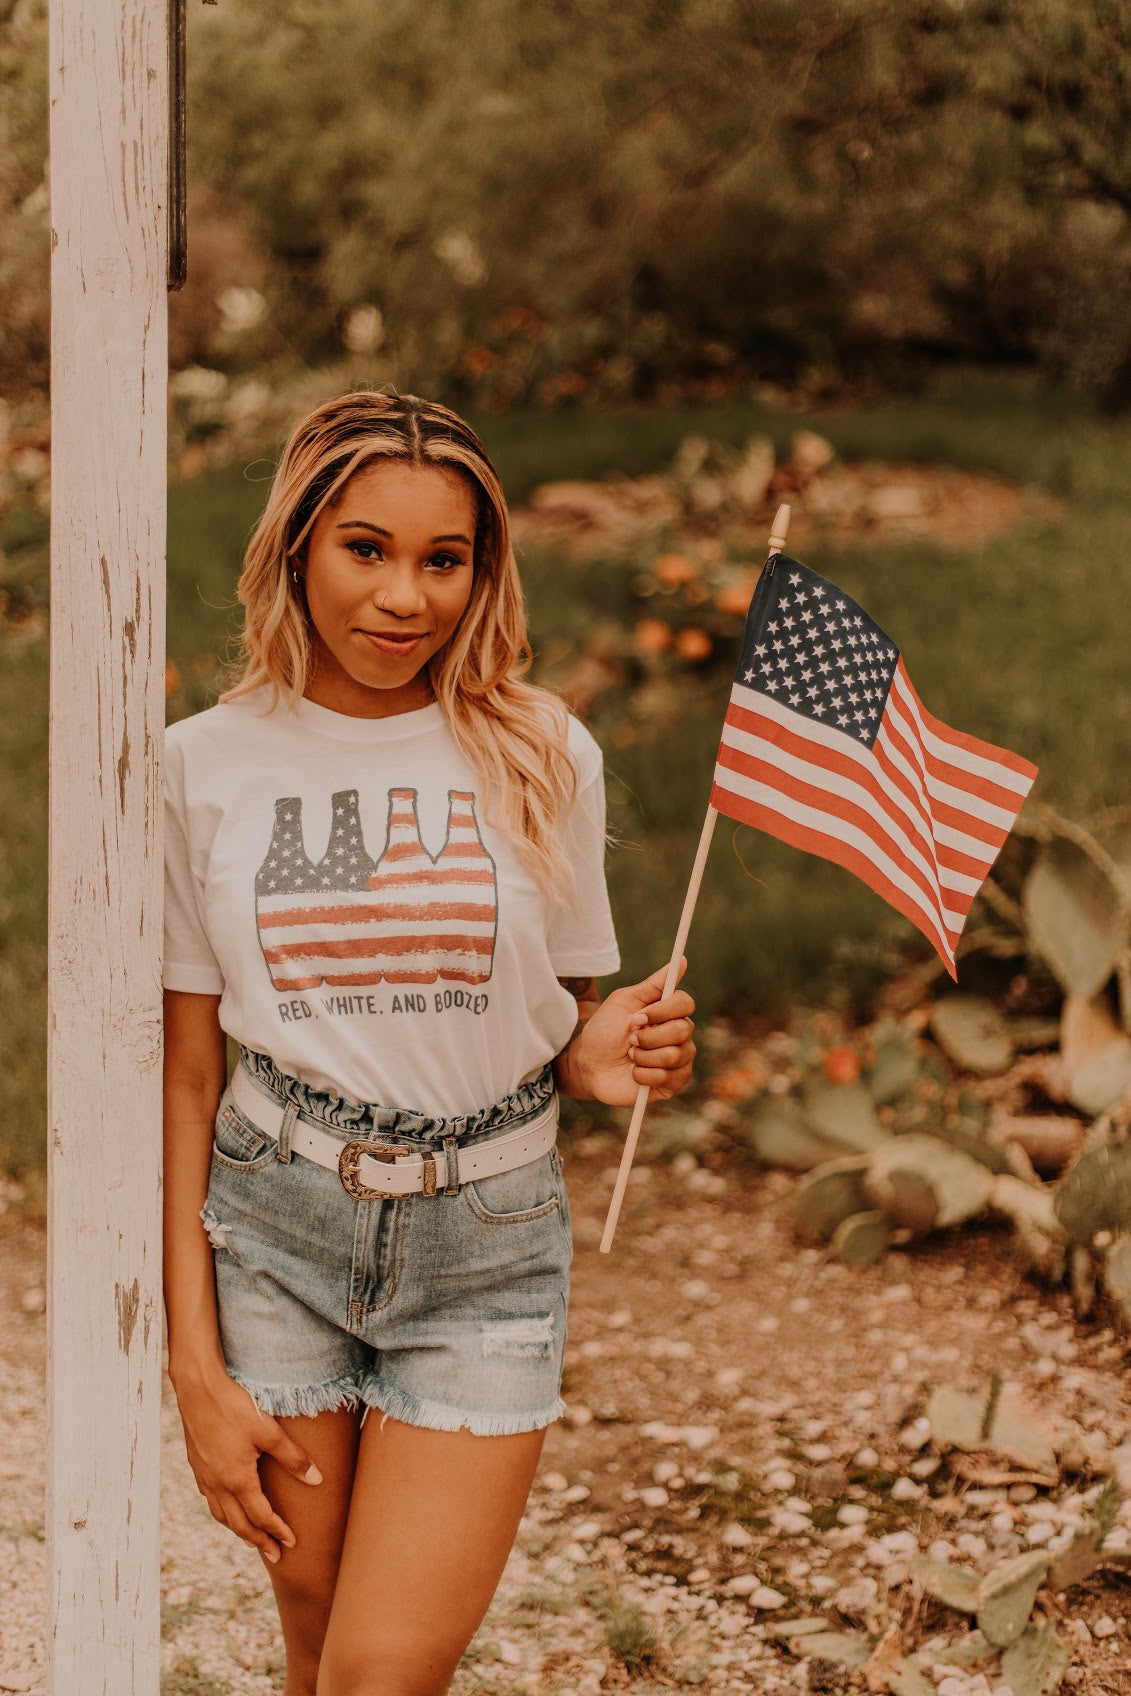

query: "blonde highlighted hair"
xmin=221 ymin=390 xmax=580 ymax=898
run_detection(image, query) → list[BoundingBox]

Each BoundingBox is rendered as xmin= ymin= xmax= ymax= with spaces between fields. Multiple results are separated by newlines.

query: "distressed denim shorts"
xmin=199 ymin=1049 xmax=572 ymax=1436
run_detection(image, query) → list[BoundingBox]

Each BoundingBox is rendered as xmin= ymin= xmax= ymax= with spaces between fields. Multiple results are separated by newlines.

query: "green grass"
xmin=3 ymin=371 xmax=1130 ymax=1176
xmin=160 ymin=1659 xmax=226 ymax=1696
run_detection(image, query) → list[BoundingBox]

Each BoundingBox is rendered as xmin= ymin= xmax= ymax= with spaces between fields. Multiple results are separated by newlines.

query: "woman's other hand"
xmin=563 ymin=959 xmax=695 ymax=1106
xmin=172 ymin=1365 xmax=324 ymax=1562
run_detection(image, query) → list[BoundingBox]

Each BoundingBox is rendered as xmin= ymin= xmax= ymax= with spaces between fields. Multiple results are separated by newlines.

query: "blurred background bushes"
xmin=6 ymin=0 xmax=1131 ymax=406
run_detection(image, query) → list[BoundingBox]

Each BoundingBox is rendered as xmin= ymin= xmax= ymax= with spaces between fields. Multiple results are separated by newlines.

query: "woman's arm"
xmin=163 ymin=988 xmax=323 ymax=1560
xmin=553 ymin=962 xmax=695 ymax=1106
xmin=162 ymin=989 xmax=230 ymax=1385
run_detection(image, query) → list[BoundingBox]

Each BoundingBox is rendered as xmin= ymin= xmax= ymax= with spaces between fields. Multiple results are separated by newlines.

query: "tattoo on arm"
xmin=558 ymin=976 xmax=597 ymax=1002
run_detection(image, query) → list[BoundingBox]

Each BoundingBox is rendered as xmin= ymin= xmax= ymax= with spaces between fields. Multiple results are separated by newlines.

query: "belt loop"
xmin=277 ymin=1099 xmax=298 ymax=1163
xmin=442 ymin=1135 xmax=460 ymax=1195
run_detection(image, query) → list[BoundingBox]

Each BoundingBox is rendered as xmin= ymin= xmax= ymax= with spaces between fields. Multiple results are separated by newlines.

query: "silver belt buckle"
xmin=338 ymin=1139 xmax=401 ymax=1200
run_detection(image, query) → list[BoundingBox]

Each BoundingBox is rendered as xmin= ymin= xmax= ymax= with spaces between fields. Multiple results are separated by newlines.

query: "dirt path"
xmin=2 ymin=1143 xmax=1129 ymax=1695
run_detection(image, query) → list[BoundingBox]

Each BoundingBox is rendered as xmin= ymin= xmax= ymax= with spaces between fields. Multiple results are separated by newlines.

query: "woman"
xmin=163 ymin=389 xmax=696 ymax=1696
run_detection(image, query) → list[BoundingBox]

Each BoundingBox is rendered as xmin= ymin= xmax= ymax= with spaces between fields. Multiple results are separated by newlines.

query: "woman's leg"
xmin=257 ymin=1405 xmax=366 ymax=1696
xmin=316 ymin=1413 xmax=548 ymax=1696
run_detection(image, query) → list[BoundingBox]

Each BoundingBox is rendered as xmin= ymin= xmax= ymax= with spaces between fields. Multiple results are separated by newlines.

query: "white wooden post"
xmin=46 ymin=0 xmax=168 ymax=1687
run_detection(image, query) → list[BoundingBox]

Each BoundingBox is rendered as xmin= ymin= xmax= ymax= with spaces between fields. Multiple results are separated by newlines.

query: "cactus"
xmin=930 ymin=995 xmax=1013 ymax=1075
xmin=1101 ymin=1232 xmax=1131 ymax=1325
xmin=865 ymin=1135 xmax=994 ymax=1232
xmin=912 ymin=1554 xmax=980 ymax=1613
xmin=975 ymin=1550 xmax=1051 ymax=1648
xmin=792 ymin=1156 xmax=872 ymax=1241
xmin=800 ymin=1077 xmax=889 ymax=1153
xmin=1060 ymin=993 xmax=1131 ymax=1116
xmin=737 ymin=1095 xmax=843 ymax=1171
xmin=1054 ymin=1138 xmax=1131 ymax=1244
xmin=1000 ymin=1620 xmax=1072 ymax=1696
xmin=1046 ymin=1521 xmax=1104 ymax=1591
xmin=1022 ymin=830 xmax=1129 ymax=1000
xmin=832 ymin=1209 xmax=891 ymax=1266
xmin=927 ymin=1381 xmax=1058 ymax=1477
xmin=866 ymin=1022 xmax=922 ymax=1105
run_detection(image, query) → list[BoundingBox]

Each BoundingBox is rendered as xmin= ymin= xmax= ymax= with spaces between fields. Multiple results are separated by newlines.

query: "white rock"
xmin=890 ymin=1477 xmax=924 ymax=1502
xmin=572 ymin=1520 xmax=602 ymax=1542
xmin=726 ymin=1574 xmax=761 ymax=1596
xmin=653 ymin=1460 xmax=682 ymax=1485
xmin=837 ymin=1504 xmax=869 ymax=1526
xmin=748 ymin=1586 xmax=787 ymax=1610
xmin=639 ymin=1488 xmax=670 ymax=1509
xmin=542 ymin=1471 xmax=569 ymax=1492
xmin=1024 ymin=1521 xmax=1055 ymax=1546
xmin=898 ymin=1419 xmax=931 ymax=1451
xmin=911 ymin=1455 xmax=941 ymax=1479
xmin=765 ymin=1468 xmax=796 ymax=1492
xmin=853 ymin=1446 xmax=880 ymax=1469
xmin=810 ymin=1574 xmax=838 ymax=1594
xmin=681 ymin=1425 xmax=719 ymax=1451
xmin=681 ymin=1278 xmax=714 ymax=1302
xmin=802 ymin=1443 xmax=833 ymax=1462
xmin=783 ymin=1497 xmax=813 ymax=1516
xmin=834 ymin=1576 xmax=879 ymax=1616
xmin=1093 ymin=1615 xmax=1118 ymax=1639
xmin=722 ymin=1521 xmax=755 ymax=1550
xmin=561 ymin=1483 xmax=591 ymax=1504
xmin=564 ymin=1403 xmax=593 ymax=1428
xmin=770 ymin=1510 xmax=812 ymax=1535
xmin=497 ymin=1640 xmax=523 ymax=1665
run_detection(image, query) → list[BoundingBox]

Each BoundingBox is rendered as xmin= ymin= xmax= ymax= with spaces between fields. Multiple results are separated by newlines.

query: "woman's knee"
xmin=315 ymin=1641 xmax=456 ymax=1696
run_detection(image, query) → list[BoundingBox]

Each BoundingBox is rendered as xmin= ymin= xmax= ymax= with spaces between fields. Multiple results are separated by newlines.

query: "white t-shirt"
xmin=163 ymin=689 xmax=621 ymax=1117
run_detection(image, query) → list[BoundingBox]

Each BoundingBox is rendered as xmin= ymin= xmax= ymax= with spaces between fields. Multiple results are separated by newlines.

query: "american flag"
xmin=709 ymin=554 xmax=1037 ymax=977
xmin=255 ymin=786 xmax=498 ymax=992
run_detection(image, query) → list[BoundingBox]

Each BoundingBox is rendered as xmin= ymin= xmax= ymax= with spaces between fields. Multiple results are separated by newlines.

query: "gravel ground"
xmin=3 ymin=1138 xmax=1131 ymax=1696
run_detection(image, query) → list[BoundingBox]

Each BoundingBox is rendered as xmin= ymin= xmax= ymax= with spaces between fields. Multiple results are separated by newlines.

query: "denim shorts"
xmin=199 ymin=1049 xmax=572 ymax=1436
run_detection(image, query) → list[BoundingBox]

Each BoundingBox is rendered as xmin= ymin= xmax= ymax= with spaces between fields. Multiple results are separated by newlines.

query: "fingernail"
xmin=304 ymin=1463 xmax=323 ymax=1484
xmin=265 ymin=1547 xmax=280 ymax=1564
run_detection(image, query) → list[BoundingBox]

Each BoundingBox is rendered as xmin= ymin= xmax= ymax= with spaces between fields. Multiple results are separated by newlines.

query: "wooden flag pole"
xmin=599 ymin=504 xmax=792 ymax=1254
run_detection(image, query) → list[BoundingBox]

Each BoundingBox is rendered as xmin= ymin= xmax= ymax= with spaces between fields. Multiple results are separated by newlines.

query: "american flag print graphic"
xmin=255 ymin=786 xmax=499 ymax=992
xmin=709 ymin=554 xmax=1038 ymax=978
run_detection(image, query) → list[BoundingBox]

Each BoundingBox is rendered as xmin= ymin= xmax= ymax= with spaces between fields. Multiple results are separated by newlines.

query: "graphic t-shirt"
xmin=163 ymin=690 xmax=621 ymax=1117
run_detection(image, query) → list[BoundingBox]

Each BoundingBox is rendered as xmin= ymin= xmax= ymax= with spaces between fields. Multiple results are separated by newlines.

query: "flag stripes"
xmin=708 ymin=555 xmax=1037 ymax=976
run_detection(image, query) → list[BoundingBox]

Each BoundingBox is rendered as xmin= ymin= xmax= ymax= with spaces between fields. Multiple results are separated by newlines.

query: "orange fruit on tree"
xmin=823 ymin=1044 xmax=861 ymax=1084
xmin=654 ymin=552 xmax=698 ymax=588
xmin=675 ymin=627 xmax=713 ymax=662
xmin=635 ymin=618 xmax=674 ymax=655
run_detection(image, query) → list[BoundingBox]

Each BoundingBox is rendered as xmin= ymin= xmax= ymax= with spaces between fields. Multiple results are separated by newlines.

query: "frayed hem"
xmin=358 ymin=1378 xmax=567 ymax=1437
xmin=227 ymin=1366 xmax=366 ymax=1419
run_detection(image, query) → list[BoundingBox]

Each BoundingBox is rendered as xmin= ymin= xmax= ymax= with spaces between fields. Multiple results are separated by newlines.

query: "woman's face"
xmin=298 ymin=458 xmax=478 ymax=717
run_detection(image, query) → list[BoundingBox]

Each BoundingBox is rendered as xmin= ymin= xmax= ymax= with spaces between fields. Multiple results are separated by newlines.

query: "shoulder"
xmin=527 ymin=693 xmax=604 ymax=790
xmin=564 ymin=713 xmax=604 ymax=790
xmin=165 ymin=686 xmax=279 ymax=759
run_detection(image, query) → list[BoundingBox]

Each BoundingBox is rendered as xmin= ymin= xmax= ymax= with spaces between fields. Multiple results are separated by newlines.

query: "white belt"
xmin=229 ymin=1064 xmax=558 ymax=1200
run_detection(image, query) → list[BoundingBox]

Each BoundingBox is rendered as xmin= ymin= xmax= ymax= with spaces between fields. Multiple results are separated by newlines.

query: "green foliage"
xmin=583 ymin=1578 xmax=664 ymax=1673
xmin=11 ymin=1 xmax=1131 ymax=398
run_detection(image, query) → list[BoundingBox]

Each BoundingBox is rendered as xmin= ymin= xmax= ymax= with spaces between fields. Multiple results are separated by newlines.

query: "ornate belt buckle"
xmin=338 ymin=1139 xmax=401 ymax=1200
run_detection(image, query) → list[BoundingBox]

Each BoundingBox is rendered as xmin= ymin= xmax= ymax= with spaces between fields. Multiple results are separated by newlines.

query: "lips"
xmin=359 ymin=629 xmax=428 ymax=656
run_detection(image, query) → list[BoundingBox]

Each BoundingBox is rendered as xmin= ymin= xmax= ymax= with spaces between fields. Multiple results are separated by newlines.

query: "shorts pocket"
xmin=211 ymin=1094 xmax=280 ymax=1172
xmin=463 ymin=1148 xmax=562 ymax=1225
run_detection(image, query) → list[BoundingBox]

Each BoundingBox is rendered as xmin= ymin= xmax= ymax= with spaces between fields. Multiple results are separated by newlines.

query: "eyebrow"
xmin=335 ymin=520 xmax=473 ymax=546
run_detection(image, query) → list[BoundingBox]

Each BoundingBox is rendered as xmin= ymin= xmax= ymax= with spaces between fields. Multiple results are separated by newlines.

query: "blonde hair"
xmin=221 ymin=389 xmax=579 ymax=898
